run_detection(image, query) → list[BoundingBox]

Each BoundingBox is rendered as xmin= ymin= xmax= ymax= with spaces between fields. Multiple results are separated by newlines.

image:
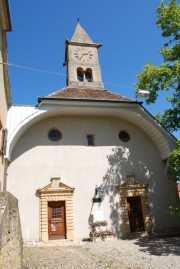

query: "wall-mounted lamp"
xmin=93 ymin=186 xmax=104 ymax=203
xmin=95 ymin=186 xmax=104 ymax=196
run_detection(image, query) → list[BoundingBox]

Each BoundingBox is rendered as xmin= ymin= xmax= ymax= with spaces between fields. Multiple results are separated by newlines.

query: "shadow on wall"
xmin=101 ymin=146 xmax=154 ymax=238
xmin=10 ymin=115 xmax=125 ymax=162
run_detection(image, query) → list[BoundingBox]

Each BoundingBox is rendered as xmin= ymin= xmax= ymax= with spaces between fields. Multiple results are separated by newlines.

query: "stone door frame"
xmin=116 ymin=175 xmax=152 ymax=237
xmin=36 ymin=177 xmax=75 ymax=242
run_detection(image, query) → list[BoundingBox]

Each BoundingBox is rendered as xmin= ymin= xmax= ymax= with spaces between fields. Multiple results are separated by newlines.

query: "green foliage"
xmin=169 ymin=139 xmax=180 ymax=181
xmin=156 ymin=0 xmax=180 ymax=40
xmin=134 ymin=0 xmax=180 ymax=132
xmin=167 ymin=140 xmax=180 ymax=218
xmin=135 ymin=1 xmax=180 ymax=217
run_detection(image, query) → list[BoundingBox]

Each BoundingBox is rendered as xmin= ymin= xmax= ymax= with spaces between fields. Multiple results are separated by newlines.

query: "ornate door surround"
xmin=37 ymin=177 xmax=75 ymax=241
xmin=116 ymin=175 xmax=152 ymax=237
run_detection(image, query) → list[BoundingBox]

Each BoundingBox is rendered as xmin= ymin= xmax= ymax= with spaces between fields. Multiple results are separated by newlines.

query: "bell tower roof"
xmin=71 ymin=21 xmax=94 ymax=44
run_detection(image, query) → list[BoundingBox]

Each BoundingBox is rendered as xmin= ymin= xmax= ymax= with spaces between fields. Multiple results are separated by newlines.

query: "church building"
xmin=6 ymin=22 xmax=180 ymax=242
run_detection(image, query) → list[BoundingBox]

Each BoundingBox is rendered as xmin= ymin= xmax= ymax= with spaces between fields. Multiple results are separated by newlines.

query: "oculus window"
xmin=119 ymin=131 xmax=130 ymax=142
xmin=48 ymin=129 xmax=62 ymax=141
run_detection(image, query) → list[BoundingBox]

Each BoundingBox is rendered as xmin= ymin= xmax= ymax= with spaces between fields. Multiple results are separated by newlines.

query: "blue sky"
xmin=7 ymin=0 xmax=179 ymax=138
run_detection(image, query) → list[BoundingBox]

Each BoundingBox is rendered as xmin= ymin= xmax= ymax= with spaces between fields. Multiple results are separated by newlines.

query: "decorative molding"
xmin=117 ymin=175 xmax=148 ymax=191
xmin=116 ymin=175 xmax=152 ymax=238
xmin=37 ymin=177 xmax=75 ymax=242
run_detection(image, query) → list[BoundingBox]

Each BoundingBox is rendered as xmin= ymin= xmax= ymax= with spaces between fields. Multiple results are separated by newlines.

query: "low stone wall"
xmin=0 ymin=192 xmax=23 ymax=269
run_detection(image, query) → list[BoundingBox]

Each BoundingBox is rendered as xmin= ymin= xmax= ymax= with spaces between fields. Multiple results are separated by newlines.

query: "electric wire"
xmin=0 ymin=62 xmax=135 ymax=90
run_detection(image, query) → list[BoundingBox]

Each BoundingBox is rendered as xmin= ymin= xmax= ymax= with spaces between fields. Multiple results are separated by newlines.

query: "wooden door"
xmin=127 ymin=196 xmax=144 ymax=232
xmin=48 ymin=201 xmax=66 ymax=239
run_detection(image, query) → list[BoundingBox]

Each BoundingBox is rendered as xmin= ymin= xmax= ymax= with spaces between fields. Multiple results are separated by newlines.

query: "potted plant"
xmin=89 ymin=221 xmax=115 ymax=241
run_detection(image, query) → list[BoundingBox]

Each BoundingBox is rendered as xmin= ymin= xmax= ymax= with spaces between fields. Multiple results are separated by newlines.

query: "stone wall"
xmin=0 ymin=192 xmax=23 ymax=269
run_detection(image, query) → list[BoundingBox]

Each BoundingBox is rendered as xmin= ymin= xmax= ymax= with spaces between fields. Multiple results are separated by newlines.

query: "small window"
xmin=77 ymin=70 xmax=83 ymax=81
xmin=87 ymin=135 xmax=95 ymax=146
xmin=119 ymin=131 xmax=130 ymax=142
xmin=48 ymin=129 xmax=62 ymax=141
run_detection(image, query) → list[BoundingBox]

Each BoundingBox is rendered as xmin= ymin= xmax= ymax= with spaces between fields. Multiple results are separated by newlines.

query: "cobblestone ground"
xmin=23 ymin=235 xmax=180 ymax=269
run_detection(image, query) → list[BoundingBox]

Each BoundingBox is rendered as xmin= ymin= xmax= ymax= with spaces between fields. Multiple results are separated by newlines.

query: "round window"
xmin=119 ymin=131 xmax=130 ymax=142
xmin=48 ymin=129 xmax=62 ymax=141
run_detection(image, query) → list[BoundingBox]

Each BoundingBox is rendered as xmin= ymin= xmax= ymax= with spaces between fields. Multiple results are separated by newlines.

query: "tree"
xmin=135 ymin=0 xmax=180 ymax=183
xmin=169 ymin=139 xmax=180 ymax=181
xmin=135 ymin=0 xmax=180 ymax=132
xmin=167 ymin=139 xmax=180 ymax=216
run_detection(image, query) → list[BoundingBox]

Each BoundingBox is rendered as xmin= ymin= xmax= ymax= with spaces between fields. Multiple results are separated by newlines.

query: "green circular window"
xmin=119 ymin=131 xmax=130 ymax=142
xmin=48 ymin=129 xmax=62 ymax=141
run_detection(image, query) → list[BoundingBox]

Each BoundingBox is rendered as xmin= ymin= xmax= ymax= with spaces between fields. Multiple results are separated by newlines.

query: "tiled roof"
xmin=43 ymin=87 xmax=135 ymax=102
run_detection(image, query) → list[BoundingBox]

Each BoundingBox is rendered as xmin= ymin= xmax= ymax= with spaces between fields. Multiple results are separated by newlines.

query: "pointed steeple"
xmin=71 ymin=21 xmax=94 ymax=44
xmin=64 ymin=21 xmax=104 ymax=88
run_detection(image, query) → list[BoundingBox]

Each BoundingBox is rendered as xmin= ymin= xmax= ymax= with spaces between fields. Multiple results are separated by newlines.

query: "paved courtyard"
xmin=23 ymin=234 xmax=180 ymax=269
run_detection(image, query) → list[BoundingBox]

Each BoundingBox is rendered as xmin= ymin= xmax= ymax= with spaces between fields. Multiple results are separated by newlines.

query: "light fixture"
xmin=93 ymin=186 xmax=104 ymax=203
xmin=95 ymin=186 xmax=104 ymax=196
xmin=136 ymin=89 xmax=150 ymax=98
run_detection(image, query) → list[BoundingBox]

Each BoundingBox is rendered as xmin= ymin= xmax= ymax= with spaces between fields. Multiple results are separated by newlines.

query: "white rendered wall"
xmin=7 ymin=115 xmax=180 ymax=241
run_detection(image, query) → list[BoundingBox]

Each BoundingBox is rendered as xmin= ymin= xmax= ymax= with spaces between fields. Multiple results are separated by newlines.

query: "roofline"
xmin=65 ymin=39 xmax=102 ymax=48
xmin=0 ymin=0 xmax=12 ymax=31
xmin=10 ymin=104 xmax=36 ymax=107
xmin=7 ymin=98 xmax=176 ymax=161
xmin=37 ymin=97 xmax=177 ymax=142
xmin=38 ymin=96 xmax=142 ymax=105
xmin=5 ymin=0 xmax=11 ymax=31
xmin=141 ymin=104 xmax=177 ymax=142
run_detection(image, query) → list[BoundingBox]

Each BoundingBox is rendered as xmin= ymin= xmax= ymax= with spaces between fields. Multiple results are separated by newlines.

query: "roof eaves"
xmin=38 ymin=96 xmax=142 ymax=105
xmin=66 ymin=39 xmax=102 ymax=48
xmin=140 ymin=104 xmax=177 ymax=142
xmin=0 ymin=0 xmax=12 ymax=31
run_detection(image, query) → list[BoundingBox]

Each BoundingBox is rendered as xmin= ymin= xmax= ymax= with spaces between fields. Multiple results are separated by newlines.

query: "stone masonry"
xmin=0 ymin=192 xmax=23 ymax=269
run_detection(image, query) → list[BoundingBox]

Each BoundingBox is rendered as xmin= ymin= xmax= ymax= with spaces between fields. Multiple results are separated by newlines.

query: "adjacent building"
xmin=0 ymin=0 xmax=11 ymax=191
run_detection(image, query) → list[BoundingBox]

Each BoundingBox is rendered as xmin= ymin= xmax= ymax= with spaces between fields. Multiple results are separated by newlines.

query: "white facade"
xmin=6 ymin=22 xmax=180 ymax=242
xmin=6 ymin=105 xmax=180 ymax=241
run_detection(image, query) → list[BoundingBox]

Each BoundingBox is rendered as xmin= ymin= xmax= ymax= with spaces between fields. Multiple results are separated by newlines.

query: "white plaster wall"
xmin=7 ymin=115 xmax=180 ymax=241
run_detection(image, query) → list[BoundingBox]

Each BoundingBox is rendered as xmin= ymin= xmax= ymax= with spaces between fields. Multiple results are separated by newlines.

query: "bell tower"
xmin=64 ymin=21 xmax=104 ymax=89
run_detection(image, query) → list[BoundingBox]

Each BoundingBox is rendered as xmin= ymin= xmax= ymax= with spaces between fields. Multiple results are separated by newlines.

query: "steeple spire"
xmin=65 ymin=22 xmax=104 ymax=88
xmin=71 ymin=21 xmax=94 ymax=44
